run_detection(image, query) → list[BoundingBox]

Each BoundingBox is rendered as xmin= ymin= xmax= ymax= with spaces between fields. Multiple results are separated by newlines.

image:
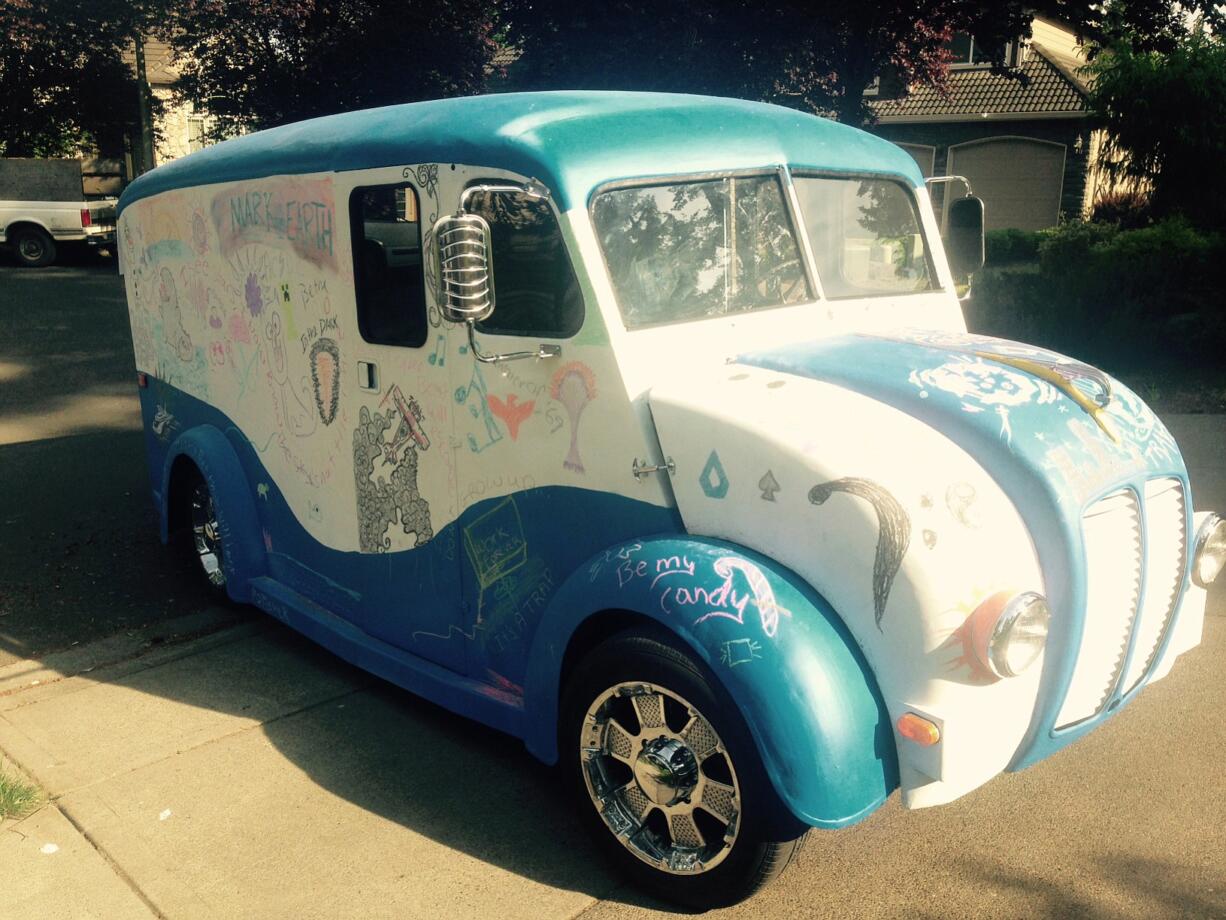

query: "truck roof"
xmin=118 ymin=91 xmax=923 ymax=215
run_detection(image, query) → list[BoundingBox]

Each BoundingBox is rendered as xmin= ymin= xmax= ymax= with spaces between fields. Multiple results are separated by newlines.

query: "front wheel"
xmin=561 ymin=629 xmax=807 ymax=909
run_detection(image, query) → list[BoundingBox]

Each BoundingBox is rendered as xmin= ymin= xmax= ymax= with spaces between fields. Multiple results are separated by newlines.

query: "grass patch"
xmin=0 ymin=770 xmax=42 ymax=820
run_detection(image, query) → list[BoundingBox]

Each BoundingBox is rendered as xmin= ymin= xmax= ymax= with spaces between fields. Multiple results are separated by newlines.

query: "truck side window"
xmin=349 ymin=182 xmax=428 ymax=347
xmin=466 ymin=187 xmax=584 ymax=338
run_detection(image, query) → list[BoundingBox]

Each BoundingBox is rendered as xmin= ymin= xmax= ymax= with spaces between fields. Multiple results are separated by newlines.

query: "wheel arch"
xmin=3 ymin=218 xmax=54 ymax=240
xmin=523 ymin=534 xmax=899 ymax=829
xmin=159 ymin=424 xmax=267 ymax=602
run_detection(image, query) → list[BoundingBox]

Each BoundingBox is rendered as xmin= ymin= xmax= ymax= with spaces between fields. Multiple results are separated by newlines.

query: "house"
xmin=122 ymin=38 xmax=216 ymax=176
xmin=868 ymin=16 xmax=1109 ymax=231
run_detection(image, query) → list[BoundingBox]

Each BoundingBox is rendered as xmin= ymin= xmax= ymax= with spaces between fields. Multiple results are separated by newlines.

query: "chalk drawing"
xmin=550 ymin=361 xmax=596 ymax=472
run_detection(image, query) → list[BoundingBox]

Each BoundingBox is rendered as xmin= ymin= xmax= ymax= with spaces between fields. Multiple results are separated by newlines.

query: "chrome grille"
xmin=1122 ymin=479 xmax=1187 ymax=692
xmin=1056 ymin=479 xmax=1188 ymax=729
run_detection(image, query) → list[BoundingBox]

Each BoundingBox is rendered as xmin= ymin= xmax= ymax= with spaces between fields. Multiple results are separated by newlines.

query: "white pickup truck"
xmin=0 ymin=158 xmax=117 ymax=267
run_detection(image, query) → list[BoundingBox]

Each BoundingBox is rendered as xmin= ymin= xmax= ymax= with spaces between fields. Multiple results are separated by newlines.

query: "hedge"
xmin=967 ymin=218 xmax=1226 ymax=366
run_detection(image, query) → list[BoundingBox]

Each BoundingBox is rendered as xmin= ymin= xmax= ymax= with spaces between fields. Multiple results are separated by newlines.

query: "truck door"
xmin=341 ymin=168 xmax=463 ymax=672
xmin=448 ymin=184 xmax=587 ymax=686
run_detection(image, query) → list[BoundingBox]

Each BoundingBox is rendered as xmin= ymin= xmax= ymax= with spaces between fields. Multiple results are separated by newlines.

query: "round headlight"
xmin=970 ymin=591 xmax=1051 ymax=679
xmin=1192 ymin=514 xmax=1226 ymax=589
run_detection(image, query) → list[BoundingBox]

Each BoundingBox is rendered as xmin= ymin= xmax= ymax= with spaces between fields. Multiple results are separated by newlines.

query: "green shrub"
xmin=985 ymin=228 xmax=1042 ymax=265
xmin=969 ymin=218 xmax=1226 ymax=367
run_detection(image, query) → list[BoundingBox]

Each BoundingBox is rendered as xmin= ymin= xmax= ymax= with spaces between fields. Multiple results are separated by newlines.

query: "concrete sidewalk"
xmin=0 ymin=617 xmax=619 ymax=919
xmin=1 ymin=602 xmax=1224 ymax=919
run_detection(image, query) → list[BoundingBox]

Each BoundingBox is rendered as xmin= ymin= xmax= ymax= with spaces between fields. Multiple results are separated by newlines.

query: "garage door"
xmin=947 ymin=137 xmax=1066 ymax=231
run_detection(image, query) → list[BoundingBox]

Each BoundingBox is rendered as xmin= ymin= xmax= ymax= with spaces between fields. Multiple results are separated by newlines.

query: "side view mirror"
xmin=429 ymin=180 xmax=560 ymax=365
xmin=432 ymin=211 xmax=495 ymax=324
xmin=947 ymin=195 xmax=985 ymax=277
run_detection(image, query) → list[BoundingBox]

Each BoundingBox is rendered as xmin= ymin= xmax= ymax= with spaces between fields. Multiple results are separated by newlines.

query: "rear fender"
xmin=522 ymin=535 xmax=898 ymax=828
xmin=161 ymin=425 xmax=266 ymax=603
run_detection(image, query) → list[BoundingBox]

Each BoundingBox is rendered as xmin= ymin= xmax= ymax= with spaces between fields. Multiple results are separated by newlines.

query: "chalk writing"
xmin=211 ymin=178 xmax=337 ymax=268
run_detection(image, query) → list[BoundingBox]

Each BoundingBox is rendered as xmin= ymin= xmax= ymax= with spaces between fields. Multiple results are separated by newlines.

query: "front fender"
xmin=161 ymin=424 xmax=266 ymax=603
xmin=522 ymin=535 xmax=898 ymax=829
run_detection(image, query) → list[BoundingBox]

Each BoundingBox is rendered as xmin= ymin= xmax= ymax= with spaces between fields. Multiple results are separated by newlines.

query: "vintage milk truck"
xmin=117 ymin=92 xmax=1224 ymax=907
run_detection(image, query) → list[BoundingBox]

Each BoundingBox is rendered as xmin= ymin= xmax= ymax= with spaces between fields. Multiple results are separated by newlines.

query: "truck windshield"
xmin=593 ymin=173 xmax=937 ymax=326
xmin=792 ymin=175 xmax=936 ymax=299
xmin=592 ymin=175 xmax=810 ymax=329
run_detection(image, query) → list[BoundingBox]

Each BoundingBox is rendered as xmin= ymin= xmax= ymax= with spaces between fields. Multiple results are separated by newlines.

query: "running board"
xmin=248 ymin=577 xmax=526 ymax=738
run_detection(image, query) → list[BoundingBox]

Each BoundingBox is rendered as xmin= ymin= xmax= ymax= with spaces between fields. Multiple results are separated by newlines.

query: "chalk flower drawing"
xmin=550 ymin=361 xmax=596 ymax=472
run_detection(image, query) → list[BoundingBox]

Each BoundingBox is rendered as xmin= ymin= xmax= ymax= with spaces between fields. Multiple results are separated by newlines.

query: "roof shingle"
xmin=870 ymin=44 xmax=1087 ymax=122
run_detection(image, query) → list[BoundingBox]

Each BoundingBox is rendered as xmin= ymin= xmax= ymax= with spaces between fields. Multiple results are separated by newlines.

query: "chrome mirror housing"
xmin=432 ymin=211 xmax=495 ymax=325
xmin=430 ymin=180 xmax=561 ymax=364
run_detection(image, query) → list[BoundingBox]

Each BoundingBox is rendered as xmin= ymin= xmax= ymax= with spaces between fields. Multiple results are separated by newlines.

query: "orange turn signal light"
xmin=897 ymin=712 xmax=941 ymax=746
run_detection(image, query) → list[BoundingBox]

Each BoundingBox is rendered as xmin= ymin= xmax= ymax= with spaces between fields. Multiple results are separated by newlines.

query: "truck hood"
xmin=738 ymin=329 xmax=1185 ymax=510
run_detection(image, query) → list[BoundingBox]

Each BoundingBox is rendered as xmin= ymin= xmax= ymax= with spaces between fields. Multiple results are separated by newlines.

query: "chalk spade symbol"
xmin=809 ymin=478 xmax=911 ymax=630
xmin=758 ymin=470 xmax=780 ymax=502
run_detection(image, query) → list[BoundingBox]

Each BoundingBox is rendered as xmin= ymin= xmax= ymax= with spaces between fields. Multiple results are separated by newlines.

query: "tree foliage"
xmin=1087 ymin=27 xmax=1226 ymax=228
xmin=0 ymin=0 xmax=153 ymax=157
xmin=497 ymin=1 xmax=1226 ymax=126
xmin=163 ymin=0 xmax=501 ymax=137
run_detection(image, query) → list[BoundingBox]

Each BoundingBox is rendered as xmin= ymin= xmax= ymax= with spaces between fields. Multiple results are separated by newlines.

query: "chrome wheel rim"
xmin=580 ymin=681 xmax=741 ymax=875
xmin=189 ymin=481 xmax=226 ymax=587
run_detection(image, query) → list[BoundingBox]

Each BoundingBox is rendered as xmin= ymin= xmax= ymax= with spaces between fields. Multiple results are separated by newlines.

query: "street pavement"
xmin=1 ymin=264 xmax=1224 ymax=919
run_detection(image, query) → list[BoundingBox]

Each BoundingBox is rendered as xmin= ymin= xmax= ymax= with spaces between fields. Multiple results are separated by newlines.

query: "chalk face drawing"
xmin=488 ymin=393 xmax=534 ymax=440
xmin=211 ymin=177 xmax=336 ymax=268
xmin=809 ymin=478 xmax=911 ymax=630
xmin=157 ymin=267 xmax=194 ymax=361
xmin=910 ymin=357 xmax=1059 ymax=446
xmin=945 ymin=482 xmax=979 ymax=529
xmin=352 ymin=388 xmax=433 ymax=553
xmin=699 ymin=450 xmax=729 ymax=499
xmin=309 ymin=338 xmax=340 ymax=425
xmin=550 ymin=361 xmax=596 ymax=472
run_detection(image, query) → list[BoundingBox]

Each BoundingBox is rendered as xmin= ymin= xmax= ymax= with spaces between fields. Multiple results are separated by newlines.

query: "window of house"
xmin=946 ymin=34 xmax=1015 ymax=68
xmin=465 ymin=186 xmax=584 ymax=338
xmin=187 ymin=115 xmax=209 ymax=153
xmin=350 ymin=182 xmax=428 ymax=347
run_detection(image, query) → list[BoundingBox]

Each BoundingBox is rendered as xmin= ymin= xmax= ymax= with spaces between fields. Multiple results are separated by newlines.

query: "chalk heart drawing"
xmin=809 ymin=478 xmax=911 ymax=631
xmin=550 ymin=361 xmax=596 ymax=472
xmin=699 ymin=451 xmax=729 ymax=499
xmin=488 ymin=393 xmax=535 ymax=441
xmin=309 ymin=337 xmax=340 ymax=426
xmin=689 ymin=556 xmax=791 ymax=638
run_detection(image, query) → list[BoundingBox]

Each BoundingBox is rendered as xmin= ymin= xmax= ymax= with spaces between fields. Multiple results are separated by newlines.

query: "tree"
xmin=0 ymin=0 xmax=153 ymax=157
xmin=497 ymin=1 xmax=1226 ymax=127
xmin=1087 ymin=27 xmax=1226 ymax=228
xmin=163 ymin=0 xmax=502 ymax=137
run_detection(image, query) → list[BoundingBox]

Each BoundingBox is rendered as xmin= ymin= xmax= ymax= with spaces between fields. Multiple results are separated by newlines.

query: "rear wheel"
xmin=11 ymin=226 xmax=56 ymax=267
xmin=562 ymin=629 xmax=807 ymax=909
xmin=187 ymin=473 xmax=227 ymax=596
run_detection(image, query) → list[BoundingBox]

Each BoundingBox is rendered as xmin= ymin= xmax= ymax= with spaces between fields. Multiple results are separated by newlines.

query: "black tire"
xmin=182 ymin=469 xmax=229 ymax=600
xmin=561 ymin=627 xmax=808 ymax=909
xmin=11 ymin=226 xmax=57 ymax=267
